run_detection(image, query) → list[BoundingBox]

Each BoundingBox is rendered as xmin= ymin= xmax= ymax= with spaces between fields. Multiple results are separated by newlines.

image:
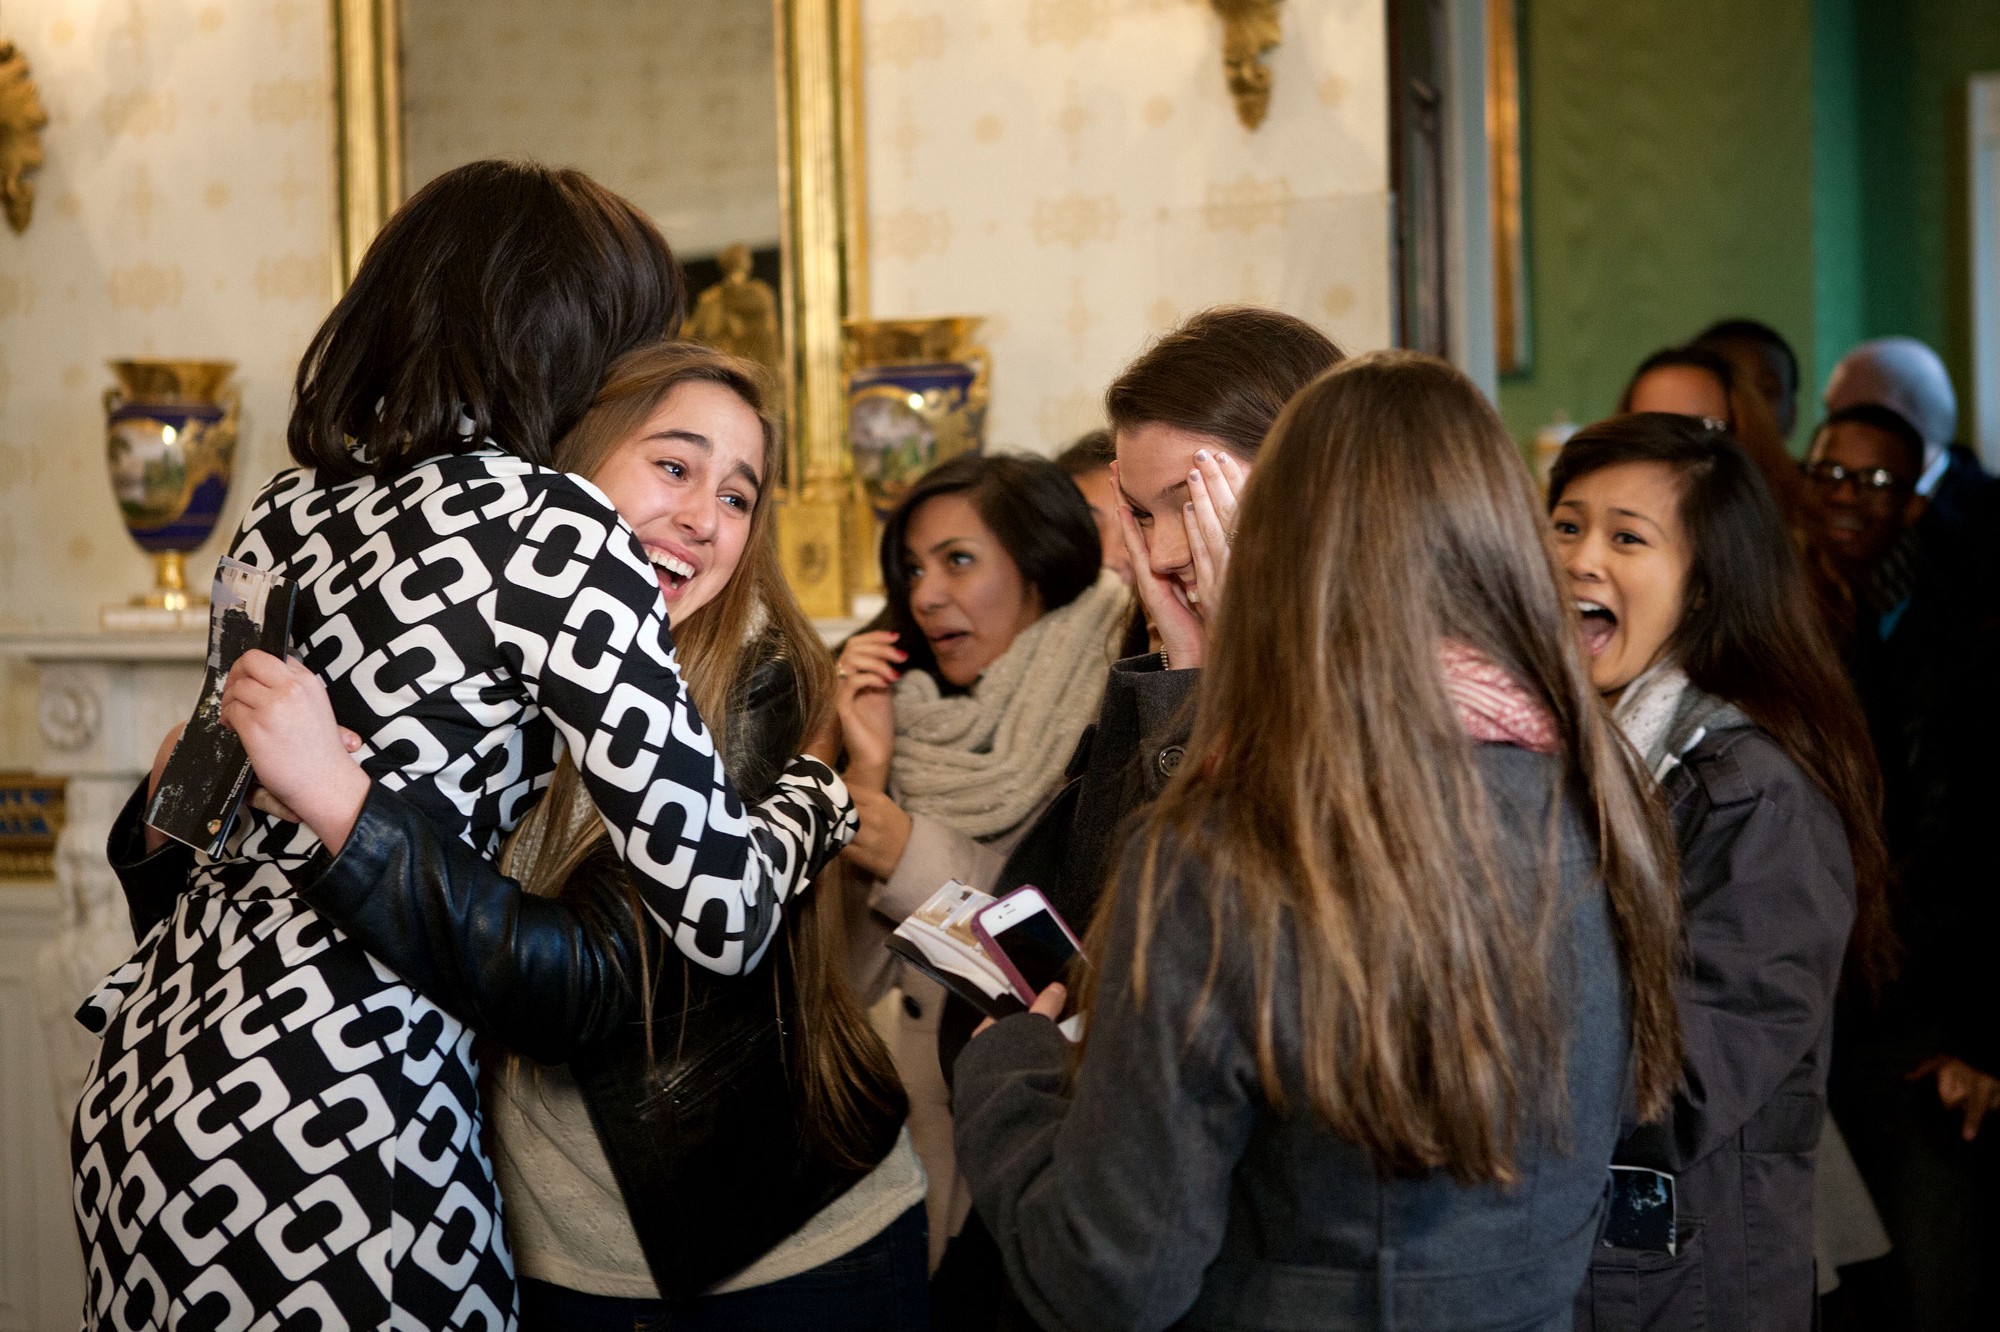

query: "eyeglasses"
xmin=1804 ymin=460 xmax=1905 ymax=494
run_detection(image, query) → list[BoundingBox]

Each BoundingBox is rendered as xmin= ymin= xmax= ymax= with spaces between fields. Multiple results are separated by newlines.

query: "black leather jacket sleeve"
xmin=105 ymin=777 xmax=196 ymax=941
xmin=99 ymin=774 xmax=638 ymax=1066
xmin=101 ymin=769 xmax=636 ymax=1064
xmin=300 ymin=651 xmax=813 ymax=1066
xmin=105 ymin=651 xmax=818 ymax=1069
xmin=301 ymin=783 xmax=640 ymax=1064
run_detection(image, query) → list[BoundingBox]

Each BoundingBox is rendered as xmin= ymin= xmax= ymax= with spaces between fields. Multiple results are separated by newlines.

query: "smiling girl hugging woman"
xmin=71 ymin=163 xmax=855 ymax=1331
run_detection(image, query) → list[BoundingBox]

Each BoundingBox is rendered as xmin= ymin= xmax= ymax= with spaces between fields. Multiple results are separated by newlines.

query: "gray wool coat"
xmin=1574 ymin=721 xmax=1854 ymax=1332
xmin=954 ymin=744 xmax=1633 ymax=1332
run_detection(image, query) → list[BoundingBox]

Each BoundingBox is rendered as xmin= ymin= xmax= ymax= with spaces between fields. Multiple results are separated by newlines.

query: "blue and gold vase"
xmin=104 ymin=359 xmax=239 ymax=609
xmin=843 ymin=317 xmax=990 ymax=516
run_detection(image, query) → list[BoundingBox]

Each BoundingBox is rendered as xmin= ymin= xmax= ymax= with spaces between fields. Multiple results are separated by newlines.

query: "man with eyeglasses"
xmin=1805 ymin=398 xmax=2000 ymax=1329
xmin=1823 ymin=337 xmax=1993 ymax=540
xmin=1805 ymin=404 xmax=1929 ymax=588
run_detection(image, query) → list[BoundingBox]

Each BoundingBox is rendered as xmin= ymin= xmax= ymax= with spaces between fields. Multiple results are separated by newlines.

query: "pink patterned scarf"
xmin=1439 ymin=640 xmax=1557 ymax=754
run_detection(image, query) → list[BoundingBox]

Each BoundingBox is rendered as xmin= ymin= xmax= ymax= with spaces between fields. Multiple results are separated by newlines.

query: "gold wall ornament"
xmin=0 ymin=34 xmax=48 ymax=232
xmin=687 ymin=243 xmax=785 ymax=390
xmin=1210 ymin=0 xmax=1282 ymax=131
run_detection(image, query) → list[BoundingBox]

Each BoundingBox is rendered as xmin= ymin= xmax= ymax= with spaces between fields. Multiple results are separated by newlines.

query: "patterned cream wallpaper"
xmin=0 ymin=0 xmax=336 ymax=766
xmin=861 ymin=0 xmax=1392 ymax=453
xmin=403 ymin=0 xmax=781 ymax=258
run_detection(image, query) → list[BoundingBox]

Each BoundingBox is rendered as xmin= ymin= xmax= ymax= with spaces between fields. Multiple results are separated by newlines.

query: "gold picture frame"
xmin=327 ymin=0 xmax=871 ymax=616
xmin=1486 ymin=0 xmax=1529 ymax=375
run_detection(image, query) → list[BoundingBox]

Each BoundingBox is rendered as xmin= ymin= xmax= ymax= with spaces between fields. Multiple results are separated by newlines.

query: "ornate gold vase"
xmin=104 ymin=359 xmax=240 ymax=610
xmin=843 ymin=317 xmax=990 ymax=518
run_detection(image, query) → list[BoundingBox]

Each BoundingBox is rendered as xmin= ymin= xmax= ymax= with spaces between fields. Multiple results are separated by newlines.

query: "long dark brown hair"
xmin=1550 ymin=413 xmax=1897 ymax=991
xmin=291 ymin=160 xmax=685 ymax=480
xmin=1098 ymin=352 xmax=1683 ymax=1185
xmin=504 ymin=342 xmax=902 ymax=1168
xmin=1106 ymin=306 xmax=1344 ymax=458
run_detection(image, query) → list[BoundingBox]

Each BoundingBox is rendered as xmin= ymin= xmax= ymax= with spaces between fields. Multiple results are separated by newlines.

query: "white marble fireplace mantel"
xmin=0 ymin=632 xmax=206 ymax=1119
xmin=0 ymin=631 xmax=206 ymax=1328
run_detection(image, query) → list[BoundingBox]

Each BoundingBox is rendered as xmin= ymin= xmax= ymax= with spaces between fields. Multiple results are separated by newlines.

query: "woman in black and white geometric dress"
xmin=69 ymin=162 xmax=855 ymax=1331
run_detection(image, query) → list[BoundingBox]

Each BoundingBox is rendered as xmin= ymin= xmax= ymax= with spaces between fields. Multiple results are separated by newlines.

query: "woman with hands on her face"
xmin=980 ymin=307 xmax=1344 ymax=944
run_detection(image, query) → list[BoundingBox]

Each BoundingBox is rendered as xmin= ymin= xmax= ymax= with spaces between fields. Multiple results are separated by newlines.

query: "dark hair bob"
xmin=1696 ymin=317 xmax=1799 ymax=396
xmin=289 ymin=160 xmax=686 ymax=480
xmin=878 ymin=452 xmax=1101 ymax=680
xmin=1616 ymin=344 xmax=1738 ymax=422
xmin=1549 ymin=412 xmax=1895 ymax=990
xmin=1053 ymin=427 xmax=1115 ymax=477
xmin=1106 ymin=306 xmax=1344 ymax=459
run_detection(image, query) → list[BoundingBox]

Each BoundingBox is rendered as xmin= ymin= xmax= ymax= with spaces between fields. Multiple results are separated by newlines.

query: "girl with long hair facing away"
xmin=82 ymin=164 xmax=856 ymax=1329
xmin=952 ymin=352 xmax=1684 ymax=1332
xmin=1552 ymin=414 xmax=1888 ymax=1330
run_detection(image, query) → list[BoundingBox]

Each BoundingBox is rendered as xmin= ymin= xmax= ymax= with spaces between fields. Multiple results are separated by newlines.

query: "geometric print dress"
xmin=70 ymin=450 xmax=855 ymax=1331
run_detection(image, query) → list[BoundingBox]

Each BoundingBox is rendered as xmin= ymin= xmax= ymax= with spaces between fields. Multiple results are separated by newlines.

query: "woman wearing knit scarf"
xmin=1549 ymin=413 xmax=1893 ymax=1332
xmin=834 ymin=452 xmax=1130 ymax=1290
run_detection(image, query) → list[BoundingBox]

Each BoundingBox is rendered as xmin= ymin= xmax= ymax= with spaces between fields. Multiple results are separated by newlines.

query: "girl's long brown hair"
xmin=504 ymin=341 xmax=903 ymax=1169
xmin=1095 ymin=352 xmax=1683 ymax=1185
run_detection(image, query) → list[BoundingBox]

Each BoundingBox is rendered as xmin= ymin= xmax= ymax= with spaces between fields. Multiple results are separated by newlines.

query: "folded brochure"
xmin=886 ymin=881 xmax=1029 ymax=1021
xmin=145 ymin=558 xmax=299 ymax=857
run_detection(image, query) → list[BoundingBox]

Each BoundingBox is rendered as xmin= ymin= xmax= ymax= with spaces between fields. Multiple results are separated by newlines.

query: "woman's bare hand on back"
xmin=839 ymin=785 xmax=915 ymax=881
xmin=219 ymin=650 xmax=371 ymax=854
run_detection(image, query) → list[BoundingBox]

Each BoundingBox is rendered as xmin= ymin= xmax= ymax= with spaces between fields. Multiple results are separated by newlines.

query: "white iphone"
xmin=973 ymin=886 xmax=1087 ymax=1040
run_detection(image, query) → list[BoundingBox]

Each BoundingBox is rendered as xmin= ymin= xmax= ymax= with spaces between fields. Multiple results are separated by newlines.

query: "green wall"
xmin=1498 ymin=0 xmax=2000 ymax=448
xmin=1848 ymin=0 xmax=2000 ymax=410
xmin=1810 ymin=0 xmax=1864 ymax=395
xmin=1497 ymin=0 xmax=1819 ymax=444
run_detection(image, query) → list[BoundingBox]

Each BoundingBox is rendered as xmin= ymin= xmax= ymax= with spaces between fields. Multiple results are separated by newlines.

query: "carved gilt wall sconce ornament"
xmin=1210 ymin=0 xmax=1282 ymax=130
xmin=0 ymin=33 xmax=46 ymax=233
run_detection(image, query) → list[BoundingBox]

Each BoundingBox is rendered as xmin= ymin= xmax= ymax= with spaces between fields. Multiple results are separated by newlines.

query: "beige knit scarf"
xmin=890 ymin=570 xmax=1132 ymax=839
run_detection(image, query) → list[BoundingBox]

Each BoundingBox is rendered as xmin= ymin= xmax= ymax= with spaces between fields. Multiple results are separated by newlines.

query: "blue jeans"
xmin=518 ymin=1204 xmax=930 ymax=1331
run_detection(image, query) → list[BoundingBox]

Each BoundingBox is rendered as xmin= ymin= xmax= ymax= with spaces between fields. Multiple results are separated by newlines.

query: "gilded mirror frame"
xmin=328 ymin=0 xmax=869 ymax=614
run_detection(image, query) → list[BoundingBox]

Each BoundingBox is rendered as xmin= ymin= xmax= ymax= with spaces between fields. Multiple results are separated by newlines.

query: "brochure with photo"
xmin=886 ymin=881 xmax=1029 ymax=1021
xmin=145 ymin=558 xmax=299 ymax=857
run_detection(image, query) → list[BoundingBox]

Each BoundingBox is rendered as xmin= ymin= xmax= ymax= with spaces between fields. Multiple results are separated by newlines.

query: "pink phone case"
xmin=973 ymin=886 xmax=1083 ymax=1003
